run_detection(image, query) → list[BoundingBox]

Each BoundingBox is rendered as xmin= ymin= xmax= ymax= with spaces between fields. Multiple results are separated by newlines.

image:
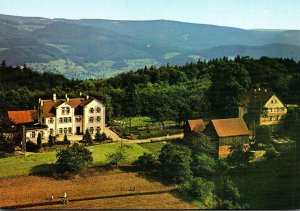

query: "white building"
xmin=39 ymin=93 xmax=105 ymax=137
xmin=8 ymin=93 xmax=106 ymax=141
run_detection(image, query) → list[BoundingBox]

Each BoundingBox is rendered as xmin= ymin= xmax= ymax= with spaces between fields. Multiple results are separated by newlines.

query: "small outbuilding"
xmin=184 ymin=119 xmax=206 ymax=144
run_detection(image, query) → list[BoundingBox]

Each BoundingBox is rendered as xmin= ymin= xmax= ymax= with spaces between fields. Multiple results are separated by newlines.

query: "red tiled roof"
xmin=42 ymin=98 xmax=93 ymax=117
xmin=211 ymin=118 xmax=250 ymax=137
xmin=8 ymin=110 xmax=37 ymax=124
xmin=187 ymin=119 xmax=205 ymax=133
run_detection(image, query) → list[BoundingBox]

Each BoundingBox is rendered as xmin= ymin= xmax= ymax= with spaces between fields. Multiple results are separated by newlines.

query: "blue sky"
xmin=0 ymin=0 xmax=299 ymax=29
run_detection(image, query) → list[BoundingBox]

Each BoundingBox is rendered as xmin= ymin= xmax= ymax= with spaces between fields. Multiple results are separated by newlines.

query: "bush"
xmin=159 ymin=144 xmax=192 ymax=183
xmin=178 ymin=177 xmax=215 ymax=206
xmin=0 ymin=151 xmax=10 ymax=158
xmin=192 ymin=154 xmax=217 ymax=178
xmin=26 ymin=141 xmax=39 ymax=152
xmin=106 ymin=147 xmax=127 ymax=169
xmin=134 ymin=153 xmax=158 ymax=171
xmin=265 ymin=147 xmax=280 ymax=160
xmin=56 ymin=143 xmax=93 ymax=174
xmin=48 ymin=135 xmax=55 ymax=147
xmin=37 ymin=133 xmax=42 ymax=149
xmin=63 ymin=133 xmax=70 ymax=145
xmin=82 ymin=129 xmax=93 ymax=145
xmin=94 ymin=132 xmax=108 ymax=143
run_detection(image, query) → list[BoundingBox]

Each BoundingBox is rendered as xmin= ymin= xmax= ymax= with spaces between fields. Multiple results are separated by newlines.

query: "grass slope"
xmin=0 ymin=143 xmax=151 ymax=178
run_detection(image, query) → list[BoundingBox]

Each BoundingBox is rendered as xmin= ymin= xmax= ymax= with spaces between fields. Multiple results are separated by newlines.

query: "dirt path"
xmin=104 ymin=127 xmax=183 ymax=143
xmin=0 ymin=171 xmax=197 ymax=209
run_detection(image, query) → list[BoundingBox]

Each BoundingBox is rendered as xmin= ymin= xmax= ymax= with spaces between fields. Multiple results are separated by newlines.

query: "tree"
xmin=227 ymin=142 xmax=250 ymax=167
xmin=192 ymin=154 xmax=217 ymax=178
xmin=56 ymin=143 xmax=93 ymax=174
xmin=63 ymin=133 xmax=70 ymax=145
xmin=106 ymin=147 xmax=127 ymax=169
xmin=82 ymin=129 xmax=93 ymax=145
xmin=191 ymin=134 xmax=217 ymax=156
xmin=48 ymin=135 xmax=55 ymax=147
xmin=178 ymin=177 xmax=216 ymax=206
xmin=255 ymin=126 xmax=272 ymax=146
xmin=134 ymin=153 xmax=157 ymax=171
xmin=159 ymin=144 xmax=192 ymax=183
xmin=1 ymin=60 xmax=6 ymax=68
xmin=94 ymin=132 xmax=107 ymax=143
xmin=37 ymin=133 xmax=42 ymax=149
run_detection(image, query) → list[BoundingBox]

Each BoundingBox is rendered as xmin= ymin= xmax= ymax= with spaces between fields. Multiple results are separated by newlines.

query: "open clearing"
xmin=0 ymin=170 xmax=196 ymax=209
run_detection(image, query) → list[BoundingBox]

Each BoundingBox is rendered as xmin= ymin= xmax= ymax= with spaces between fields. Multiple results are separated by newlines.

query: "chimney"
xmin=53 ymin=93 xmax=56 ymax=102
xmin=86 ymin=95 xmax=89 ymax=99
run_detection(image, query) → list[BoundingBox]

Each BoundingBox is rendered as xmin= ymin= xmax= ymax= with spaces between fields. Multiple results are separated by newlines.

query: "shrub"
xmin=56 ymin=143 xmax=93 ymax=174
xmin=48 ymin=135 xmax=55 ymax=147
xmin=265 ymin=147 xmax=279 ymax=160
xmin=178 ymin=177 xmax=215 ymax=206
xmin=94 ymin=132 xmax=108 ymax=143
xmin=82 ymin=129 xmax=93 ymax=145
xmin=63 ymin=133 xmax=70 ymax=145
xmin=134 ymin=153 xmax=158 ymax=171
xmin=37 ymin=133 xmax=42 ymax=149
xmin=192 ymin=154 xmax=217 ymax=178
xmin=159 ymin=144 xmax=192 ymax=183
xmin=227 ymin=142 xmax=250 ymax=167
xmin=0 ymin=151 xmax=10 ymax=158
xmin=106 ymin=147 xmax=127 ymax=169
xmin=26 ymin=141 xmax=39 ymax=152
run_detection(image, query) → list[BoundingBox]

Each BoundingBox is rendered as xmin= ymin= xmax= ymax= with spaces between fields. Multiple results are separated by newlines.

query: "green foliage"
xmin=134 ymin=153 xmax=157 ymax=171
xmin=265 ymin=146 xmax=280 ymax=160
xmin=255 ymin=126 xmax=272 ymax=145
xmin=63 ymin=133 xmax=70 ymax=145
xmin=178 ymin=177 xmax=216 ymax=206
xmin=94 ymin=132 xmax=108 ymax=143
xmin=106 ymin=146 xmax=127 ymax=168
xmin=48 ymin=135 xmax=55 ymax=147
xmin=56 ymin=143 xmax=93 ymax=174
xmin=26 ymin=141 xmax=39 ymax=152
xmin=82 ymin=129 xmax=93 ymax=145
xmin=159 ymin=144 xmax=192 ymax=183
xmin=36 ymin=133 xmax=42 ymax=149
xmin=191 ymin=154 xmax=217 ymax=178
xmin=191 ymin=134 xmax=217 ymax=156
xmin=227 ymin=142 xmax=250 ymax=167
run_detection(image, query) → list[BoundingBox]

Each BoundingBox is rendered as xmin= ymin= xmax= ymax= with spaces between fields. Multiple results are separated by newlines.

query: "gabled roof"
xmin=239 ymin=89 xmax=275 ymax=107
xmin=41 ymin=97 xmax=95 ymax=117
xmin=211 ymin=118 xmax=250 ymax=138
xmin=8 ymin=110 xmax=37 ymax=124
xmin=187 ymin=119 xmax=205 ymax=133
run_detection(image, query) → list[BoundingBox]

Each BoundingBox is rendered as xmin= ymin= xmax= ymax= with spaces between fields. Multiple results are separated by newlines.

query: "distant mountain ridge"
xmin=1 ymin=14 xmax=300 ymax=79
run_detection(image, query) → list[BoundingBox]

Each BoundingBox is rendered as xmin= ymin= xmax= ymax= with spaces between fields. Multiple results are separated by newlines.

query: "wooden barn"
xmin=183 ymin=119 xmax=206 ymax=144
xmin=204 ymin=118 xmax=250 ymax=157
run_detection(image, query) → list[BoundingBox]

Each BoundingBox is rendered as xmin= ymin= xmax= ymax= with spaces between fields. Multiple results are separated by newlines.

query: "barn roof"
xmin=211 ymin=118 xmax=250 ymax=138
xmin=8 ymin=110 xmax=38 ymax=124
xmin=187 ymin=119 xmax=205 ymax=133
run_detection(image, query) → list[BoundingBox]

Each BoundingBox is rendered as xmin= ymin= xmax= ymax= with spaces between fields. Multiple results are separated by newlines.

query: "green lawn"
xmin=0 ymin=143 xmax=151 ymax=178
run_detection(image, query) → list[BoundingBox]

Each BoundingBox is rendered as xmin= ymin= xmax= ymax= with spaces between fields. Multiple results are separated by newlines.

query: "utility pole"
xmin=21 ymin=126 xmax=26 ymax=157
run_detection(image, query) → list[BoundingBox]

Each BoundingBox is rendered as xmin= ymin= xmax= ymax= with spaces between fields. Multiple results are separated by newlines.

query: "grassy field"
xmin=0 ymin=143 xmax=156 ymax=178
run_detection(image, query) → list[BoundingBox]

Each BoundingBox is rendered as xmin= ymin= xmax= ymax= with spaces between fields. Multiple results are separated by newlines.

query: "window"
xmin=59 ymin=118 xmax=63 ymax=123
xmin=96 ymin=126 xmax=100 ymax=133
xmin=68 ymin=117 xmax=72 ymax=123
xmin=275 ymin=116 xmax=279 ymax=121
xmin=76 ymin=116 xmax=82 ymax=122
xmin=66 ymin=107 xmax=70 ymax=114
xmin=59 ymin=128 xmax=63 ymax=134
xmin=64 ymin=117 xmax=68 ymax=123
xmin=96 ymin=116 xmax=101 ymax=122
xmin=96 ymin=107 xmax=101 ymax=113
xmin=269 ymin=108 xmax=273 ymax=112
xmin=281 ymin=107 xmax=285 ymax=111
xmin=269 ymin=116 xmax=272 ymax=121
xmin=50 ymin=129 xmax=54 ymax=135
xmin=90 ymin=127 xmax=94 ymax=133
xmin=48 ymin=118 xmax=54 ymax=124
xmin=68 ymin=127 xmax=72 ymax=134
xmin=31 ymin=131 xmax=36 ymax=138
xmin=89 ymin=117 xmax=94 ymax=123
xmin=40 ymin=131 xmax=44 ymax=137
xmin=62 ymin=107 xmax=70 ymax=115
xmin=64 ymin=128 xmax=67 ymax=134
xmin=89 ymin=108 xmax=94 ymax=113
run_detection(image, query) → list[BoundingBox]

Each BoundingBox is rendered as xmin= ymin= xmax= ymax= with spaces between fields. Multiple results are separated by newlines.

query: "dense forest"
xmin=0 ymin=56 xmax=299 ymax=124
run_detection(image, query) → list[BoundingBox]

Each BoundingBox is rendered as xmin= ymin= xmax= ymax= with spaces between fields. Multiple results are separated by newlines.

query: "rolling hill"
xmin=1 ymin=14 xmax=300 ymax=79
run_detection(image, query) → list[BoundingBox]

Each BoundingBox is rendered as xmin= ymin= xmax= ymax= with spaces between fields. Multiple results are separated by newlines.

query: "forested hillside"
xmin=1 ymin=14 xmax=300 ymax=79
xmin=0 ymin=56 xmax=299 ymax=124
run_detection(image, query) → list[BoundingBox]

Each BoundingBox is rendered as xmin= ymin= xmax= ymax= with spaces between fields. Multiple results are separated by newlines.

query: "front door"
xmin=76 ymin=127 xmax=80 ymax=135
